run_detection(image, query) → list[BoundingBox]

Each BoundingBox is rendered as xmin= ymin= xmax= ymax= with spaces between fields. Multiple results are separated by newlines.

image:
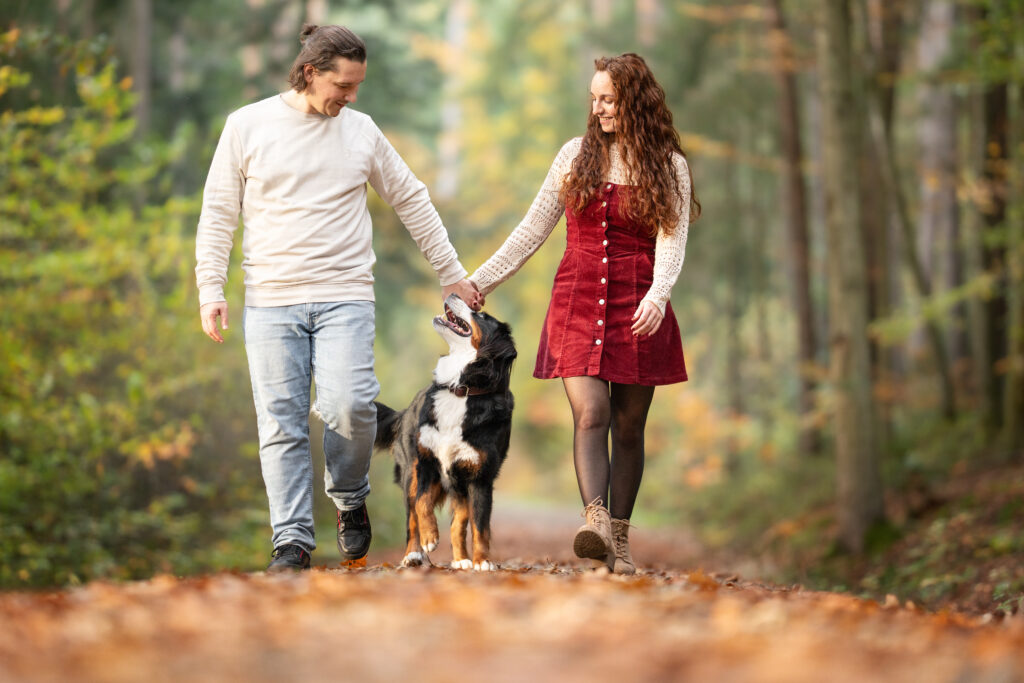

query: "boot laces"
xmin=614 ymin=529 xmax=629 ymax=556
xmin=581 ymin=497 xmax=606 ymax=520
xmin=613 ymin=519 xmax=634 ymax=557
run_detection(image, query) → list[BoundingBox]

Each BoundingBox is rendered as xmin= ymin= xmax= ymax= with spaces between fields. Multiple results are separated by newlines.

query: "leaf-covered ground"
xmin=2 ymin=505 xmax=1024 ymax=682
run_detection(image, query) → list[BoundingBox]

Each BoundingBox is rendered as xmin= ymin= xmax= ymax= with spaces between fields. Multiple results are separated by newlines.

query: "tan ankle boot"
xmin=573 ymin=498 xmax=612 ymax=561
xmin=610 ymin=518 xmax=636 ymax=575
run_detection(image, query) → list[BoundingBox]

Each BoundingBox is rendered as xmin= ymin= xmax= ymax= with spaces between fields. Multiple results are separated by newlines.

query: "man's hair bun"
xmin=300 ymin=24 xmax=319 ymax=42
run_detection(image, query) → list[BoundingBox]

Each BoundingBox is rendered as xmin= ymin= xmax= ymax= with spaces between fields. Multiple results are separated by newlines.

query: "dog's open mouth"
xmin=435 ymin=303 xmax=472 ymax=337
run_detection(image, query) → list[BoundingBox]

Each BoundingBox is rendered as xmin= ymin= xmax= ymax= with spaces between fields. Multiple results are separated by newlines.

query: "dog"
xmin=374 ymin=294 xmax=516 ymax=571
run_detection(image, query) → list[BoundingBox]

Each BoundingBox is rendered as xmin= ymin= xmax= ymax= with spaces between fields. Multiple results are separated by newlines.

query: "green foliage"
xmin=962 ymin=0 xmax=1024 ymax=85
xmin=0 ymin=27 xmax=263 ymax=587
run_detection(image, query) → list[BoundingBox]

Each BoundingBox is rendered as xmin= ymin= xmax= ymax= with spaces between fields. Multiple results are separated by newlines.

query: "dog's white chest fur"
xmin=418 ymin=390 xmax=480 ymax=474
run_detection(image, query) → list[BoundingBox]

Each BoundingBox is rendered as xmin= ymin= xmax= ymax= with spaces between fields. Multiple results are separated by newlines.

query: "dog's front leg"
xmin=401 ymin=467 xmax=426 ymax=567
xmin=414 ymin=478 xmax=444 ymax=554
xmin=448 ymin=494 xmax=472 ymax=569
xmin=468 ymin=482 xmax=496 ymax=571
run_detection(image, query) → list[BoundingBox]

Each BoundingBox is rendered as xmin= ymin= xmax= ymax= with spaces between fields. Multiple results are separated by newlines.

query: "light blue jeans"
xmin=243 ymin=301 xmax=379 ymax=551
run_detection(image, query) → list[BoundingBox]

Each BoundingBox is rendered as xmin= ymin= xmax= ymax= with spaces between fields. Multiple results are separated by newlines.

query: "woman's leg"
xmin=608 ymin=383 xmax=655 ymax=520
xmin=561 ymin=376 xmax=612 ymax=505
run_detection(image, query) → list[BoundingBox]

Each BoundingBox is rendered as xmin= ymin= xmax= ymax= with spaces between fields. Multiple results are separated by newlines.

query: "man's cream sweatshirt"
xmin=195 ymin=94 xmax=467 ymax=308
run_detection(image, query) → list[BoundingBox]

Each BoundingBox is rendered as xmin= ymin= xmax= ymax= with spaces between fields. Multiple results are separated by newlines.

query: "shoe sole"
xmin=337 ymin=547 xmax=370 ymax=561
xmin=573 ymin=527 xmax=610 ymax=560
xmin=266 ymin=564 xmax=308 ymax=573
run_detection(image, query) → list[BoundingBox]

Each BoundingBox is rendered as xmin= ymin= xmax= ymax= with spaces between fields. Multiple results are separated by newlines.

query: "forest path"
xmin=3 ymin=502 xmax=1023 ymax=682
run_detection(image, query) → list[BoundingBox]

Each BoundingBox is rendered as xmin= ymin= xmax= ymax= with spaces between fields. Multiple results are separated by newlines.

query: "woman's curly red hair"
xmin=560 ymin=54 xmax=701 ymax=236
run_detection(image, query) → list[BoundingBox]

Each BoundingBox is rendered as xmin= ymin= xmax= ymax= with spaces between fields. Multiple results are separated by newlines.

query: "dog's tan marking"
xmin=450 ymin=496 xmax=470 ymax=564
xmin=471 ymin=515 xmax=491 ymax=566
xmin=470 ymin=316 xmax=482 ymax=350
xmin=452 ymin=451 xmax=484 ymax=478
xmin=404 ymin=466 xmax=422 ymax=560
xmin=415 ymin=479 xmax=444 ymax=552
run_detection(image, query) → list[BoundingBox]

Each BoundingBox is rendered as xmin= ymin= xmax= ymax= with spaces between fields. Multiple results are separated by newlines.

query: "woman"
xmin=469 ymin=53 xmax=700 ymax=574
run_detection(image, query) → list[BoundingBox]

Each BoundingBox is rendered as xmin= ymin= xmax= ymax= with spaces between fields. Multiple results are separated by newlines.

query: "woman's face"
xmin=590 ymin=70 xmax=617 ymax=134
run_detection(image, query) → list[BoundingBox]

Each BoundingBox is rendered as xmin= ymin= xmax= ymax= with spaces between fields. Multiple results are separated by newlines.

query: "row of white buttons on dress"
xmin=596 ymin=184 xmax=613 ymax=346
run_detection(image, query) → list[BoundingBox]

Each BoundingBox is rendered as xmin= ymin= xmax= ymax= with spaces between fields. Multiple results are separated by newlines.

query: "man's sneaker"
xmin=267 ymin=544 xmax=311 ymax=572
xmin=337 ymin=503 xmax=372 ymax=560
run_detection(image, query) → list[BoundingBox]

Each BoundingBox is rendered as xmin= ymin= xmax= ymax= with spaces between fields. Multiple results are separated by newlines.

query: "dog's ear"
xmin=461 ymin=321 xmax=516 ymax=390
xmin=487 ymin=322 xmax=517 ymax=362
xmin=487 ymin=334 xmax=516 ymax=384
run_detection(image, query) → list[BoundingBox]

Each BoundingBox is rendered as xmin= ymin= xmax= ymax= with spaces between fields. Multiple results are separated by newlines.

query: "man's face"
xmin=305 ymin=57 xmax=367 ymax=117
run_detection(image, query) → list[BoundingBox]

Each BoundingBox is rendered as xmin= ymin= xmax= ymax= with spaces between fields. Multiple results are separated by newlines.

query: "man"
xmin=195 ymin=24 xmax=482 ymax=572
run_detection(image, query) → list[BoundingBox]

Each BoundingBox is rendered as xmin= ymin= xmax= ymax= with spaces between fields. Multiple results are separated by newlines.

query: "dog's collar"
xmin=446 ymin=384 xmax=492 ymax=397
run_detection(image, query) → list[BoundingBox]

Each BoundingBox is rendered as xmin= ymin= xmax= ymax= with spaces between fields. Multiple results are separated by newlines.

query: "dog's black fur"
xmin=374 ymin=295 xmax=516 ymax=569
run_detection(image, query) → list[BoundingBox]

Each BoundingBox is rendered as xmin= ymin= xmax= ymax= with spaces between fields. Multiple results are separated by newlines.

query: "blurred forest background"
xmin=1 ymin=0 xmax=1022 ymax=611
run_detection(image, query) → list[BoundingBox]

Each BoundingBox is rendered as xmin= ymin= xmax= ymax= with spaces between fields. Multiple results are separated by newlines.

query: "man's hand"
xmin=443 ymin=278 xmax=485 ymax=311
xmin=631 ymin=300 xmax=664 ymax=337
xmin=200 ymin=301 xmax=230 ymax=343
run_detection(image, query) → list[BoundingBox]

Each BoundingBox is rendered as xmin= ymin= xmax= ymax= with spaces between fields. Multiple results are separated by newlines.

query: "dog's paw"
xmin=418 ymin=529 xmax=439 ymax=553
xmin=401 ymin=552 xmax=425 ymax=567
xmin=473 ymin=560 xmax=497 ymax=572
xmin=450 ymin=559 xmax=472 ymax=570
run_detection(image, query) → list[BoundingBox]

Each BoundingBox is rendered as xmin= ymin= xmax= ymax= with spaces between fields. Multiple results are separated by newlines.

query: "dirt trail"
xmin=371 ymin=499 xmax=711 ymax=571
xmin=2 ymin=503 xmax=1023 ymax=682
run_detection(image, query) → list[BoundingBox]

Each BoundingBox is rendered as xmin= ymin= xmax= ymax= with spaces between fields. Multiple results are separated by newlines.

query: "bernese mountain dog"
xmin=374 ymin=294 xmax=516 ymax=570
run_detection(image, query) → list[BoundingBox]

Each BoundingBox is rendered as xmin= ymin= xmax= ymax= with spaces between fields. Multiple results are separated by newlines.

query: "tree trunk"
xmin=856 ymin=0 xmax=958 ymax=421
xmin=305 ymin=0 xmax=327 ymax=23
xmin=857 ymin=99 xmax=890 ymax=441
xmin=866 ymin=0 xmax=905 ymax=134
xmin=131 ymin=0 xmax=152 ymax=136
xmin=270 ymin=1 xmax=302 ymax=76
xmin=816 ymin=0 xmax=885 ymax=553
xmin=964 ymin=85 xmax=994 ymax=426
xmin=636 ymin=0 xmax=661 ymax=47
xmin=983 ymin=82 xmax=1010 ymax=430
xmin=765 ymin=0 xmax=820 ymax=456
xmin=592 ymin=0 xmax=613 ymax=24
xmin=79 ymin=0 xmax=96 ymax=41
xmin=242 ymin=0 xmax=267 ymax=101
xmin=437 ymin=0 xmax=468 ymax=201
xmin=874 ymin=0 xmax=909 ymax=383
xmin=726 ymin=156 xmax=745 ymax=420
xmin=860 ymin=0 xmax=907 ymax=441
xmin=917 ymin=0 xmax=964 ymax=365
xmin=1002 ymin=70 xmax=1024 ymax=449
xmin=955 ymin=3 xmax=999 ymax=429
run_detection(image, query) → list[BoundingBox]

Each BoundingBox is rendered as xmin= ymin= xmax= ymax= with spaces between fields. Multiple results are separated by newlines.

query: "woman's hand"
xmin=443 ymin=278 xmax=485 ymax=310
xmin=631 ymin=300 xmax=663 ymax=337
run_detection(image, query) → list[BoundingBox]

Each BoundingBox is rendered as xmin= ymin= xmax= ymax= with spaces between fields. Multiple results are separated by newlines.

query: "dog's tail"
xmin=373 ymin=401 xmax=401 ymax=450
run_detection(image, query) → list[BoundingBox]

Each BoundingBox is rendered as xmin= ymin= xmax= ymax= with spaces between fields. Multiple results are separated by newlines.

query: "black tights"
xmin=562 ymin=376 xmax=655 ymax=520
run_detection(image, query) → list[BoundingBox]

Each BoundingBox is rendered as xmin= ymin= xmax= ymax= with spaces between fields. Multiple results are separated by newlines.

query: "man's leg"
xmin=309 ymin=301 xmax=379 ymax=511
xmin=243 ymin=304 xmax=317 ymax=552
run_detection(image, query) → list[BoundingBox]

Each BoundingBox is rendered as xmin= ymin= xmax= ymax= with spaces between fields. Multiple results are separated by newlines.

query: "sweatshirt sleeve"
xmin=367 ymin=125 xmax=467 ymax=286
xmin=468 ymin=138 xmax=579 ymax=295
xmin=195 ymin=117 xmax=245 ymax=307
xmin=640 ymin=154 xmax=691 ymax=314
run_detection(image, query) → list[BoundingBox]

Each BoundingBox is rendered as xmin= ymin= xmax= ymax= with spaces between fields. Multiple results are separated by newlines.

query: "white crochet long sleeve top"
xmin=469 ymin=137 xmax=691 ymax=314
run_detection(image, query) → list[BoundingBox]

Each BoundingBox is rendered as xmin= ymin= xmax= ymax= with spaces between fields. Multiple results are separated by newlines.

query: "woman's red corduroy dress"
xmin=534 ymin=183 xmax=687 ymax=386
